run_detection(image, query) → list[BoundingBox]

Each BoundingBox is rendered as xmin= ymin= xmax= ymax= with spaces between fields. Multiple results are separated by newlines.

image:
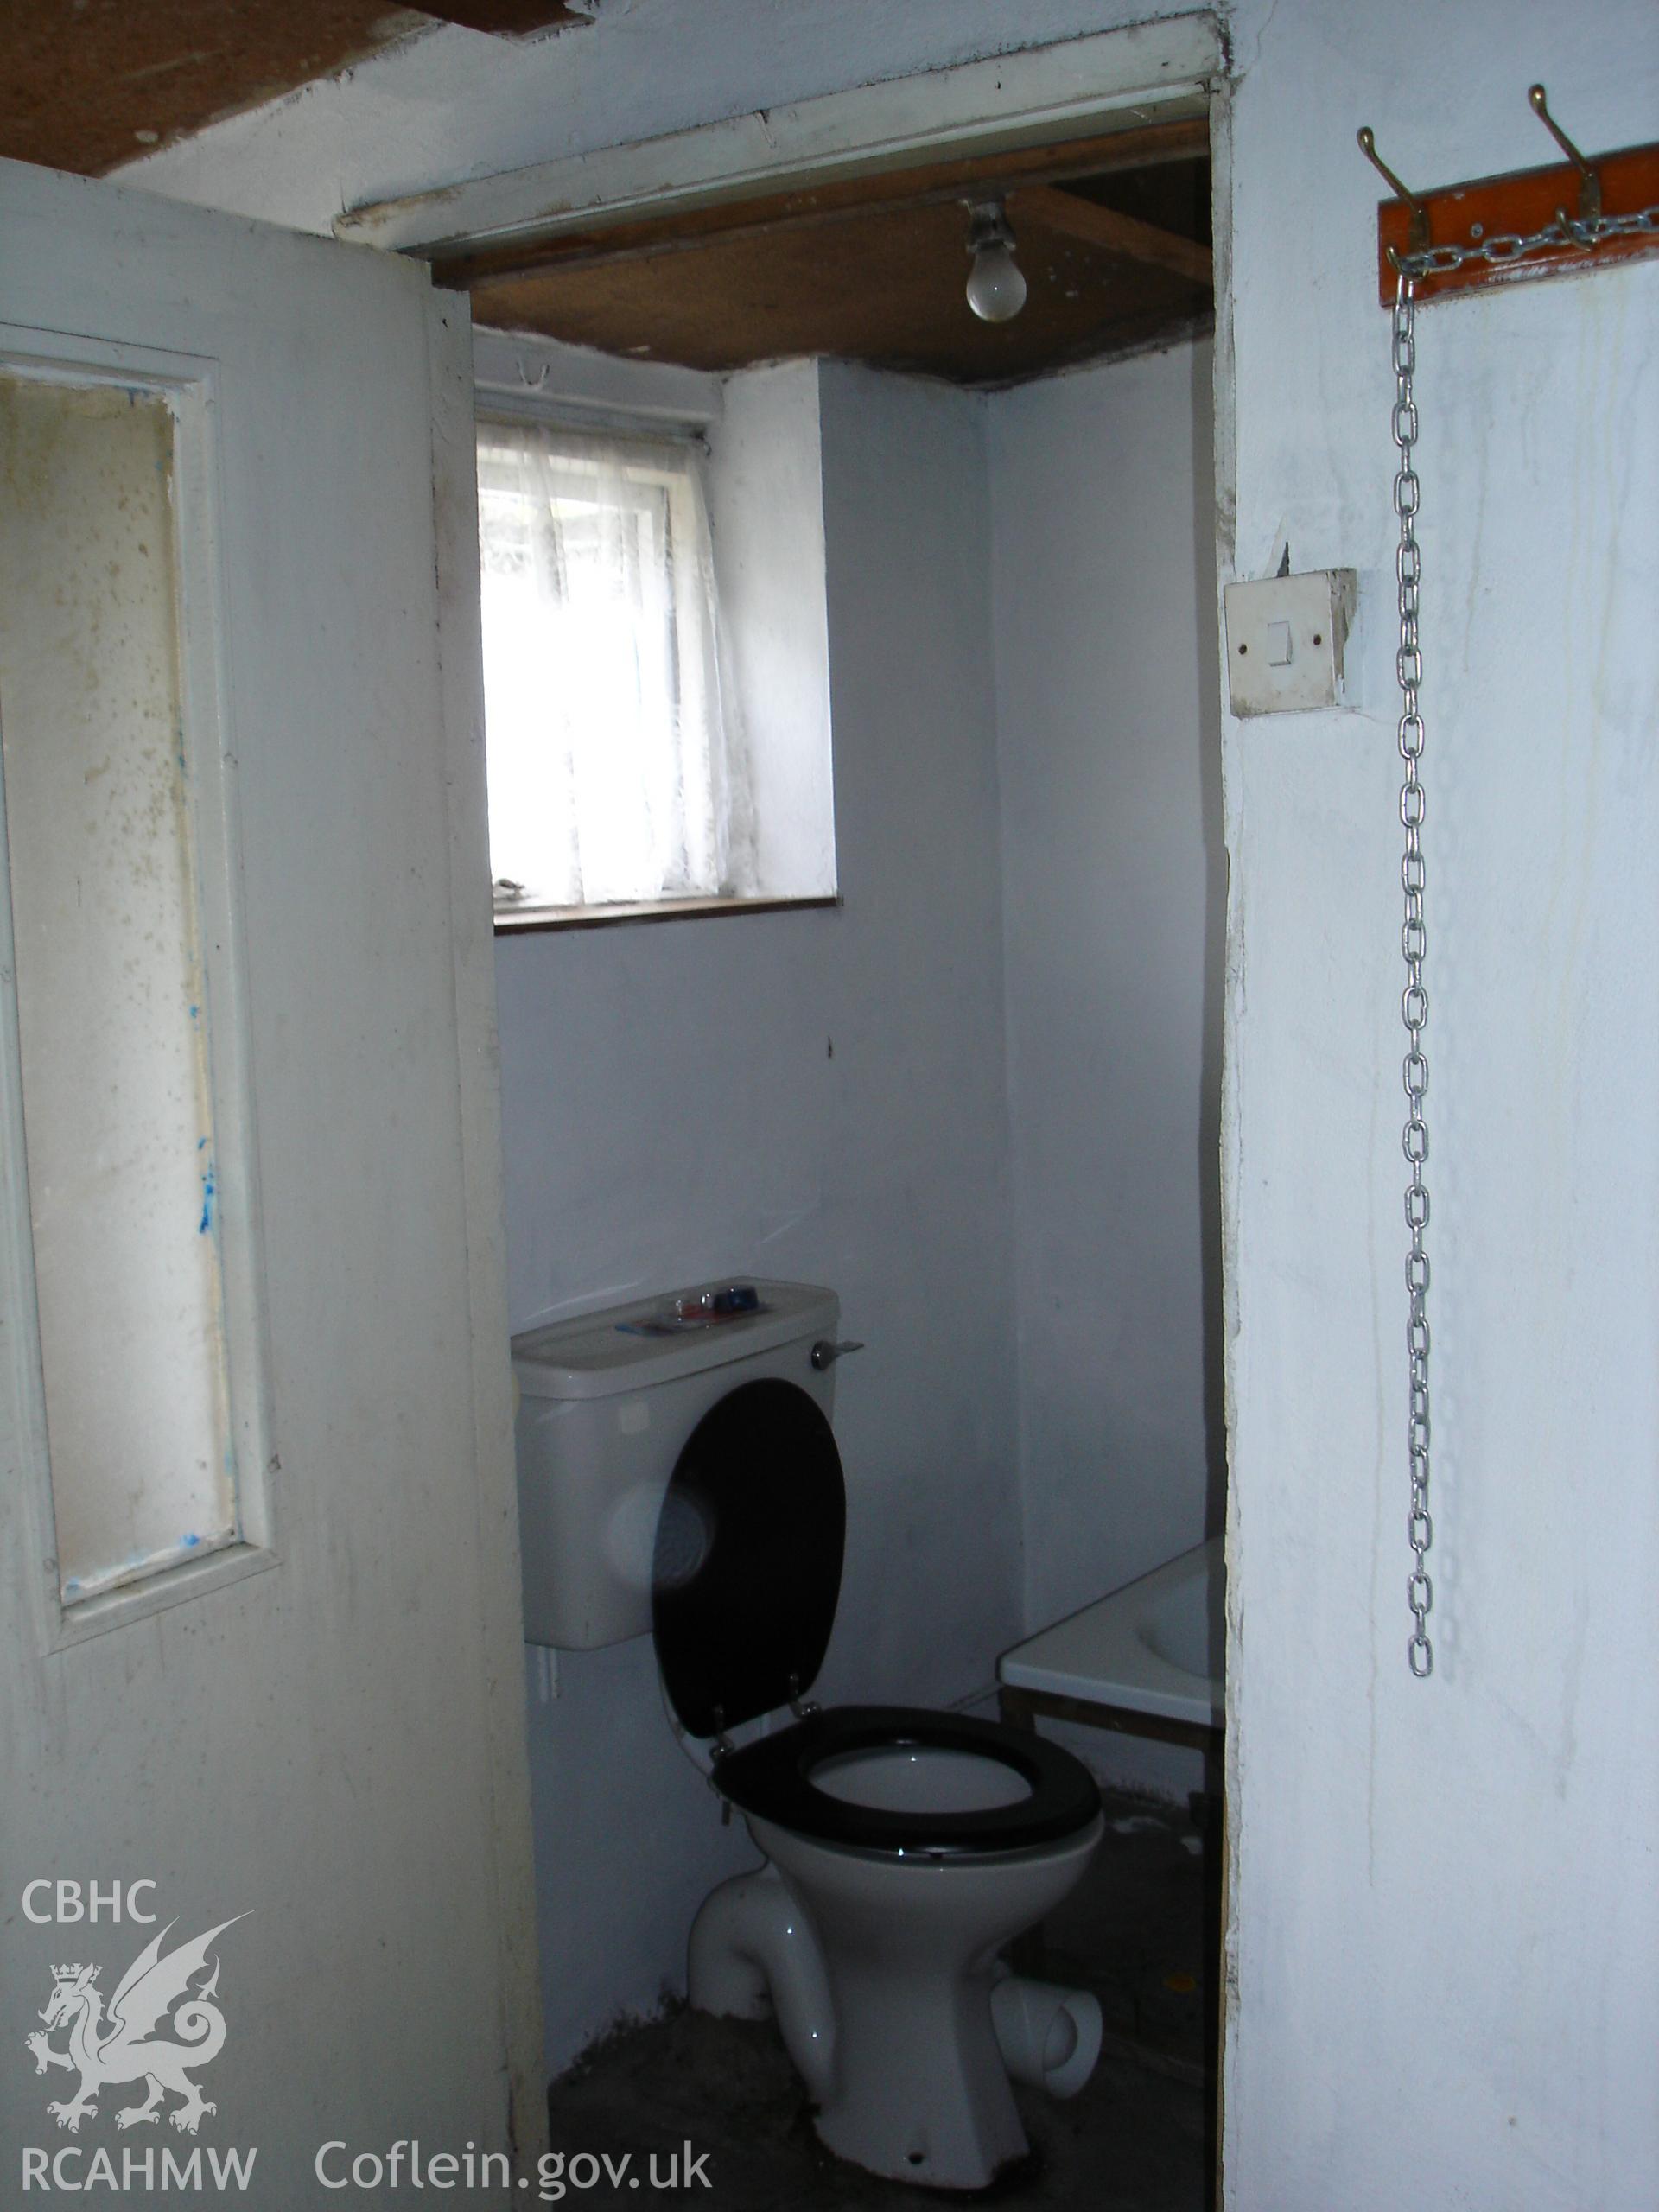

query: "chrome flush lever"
xmin=810 ymin=1338 xmax=864 ymax=1370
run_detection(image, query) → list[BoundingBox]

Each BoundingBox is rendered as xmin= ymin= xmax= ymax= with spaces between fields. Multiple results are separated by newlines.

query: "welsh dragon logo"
xmin=25 ymin=1918 xmax=245 ymax=2137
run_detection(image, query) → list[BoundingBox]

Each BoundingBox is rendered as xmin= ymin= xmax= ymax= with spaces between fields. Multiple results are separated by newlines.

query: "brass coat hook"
xmin=1358 ymin=88 xmax=1659 ymax=305
xmin=1529 ymin=84 xmax=1602 ymax=226
xmin=1357 ymin=127 xmax=1430 ymax=260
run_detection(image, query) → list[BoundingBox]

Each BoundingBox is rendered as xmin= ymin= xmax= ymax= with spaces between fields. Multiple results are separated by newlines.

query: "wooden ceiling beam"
xmin=0 ymin=2 xmax=582 ymax=178
xmin=1007 ymin=183 xmax=1213 ymax=288
xmin=429 ymin=116 xmax=1209 ymax=290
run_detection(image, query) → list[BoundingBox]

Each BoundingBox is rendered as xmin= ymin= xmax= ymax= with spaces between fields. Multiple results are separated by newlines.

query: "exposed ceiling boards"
xmin=461 ymin=124 xmax=1213 ymax=390
xmin=0 ymin=1 xmax=581 ymax=178
xmin=8 ymin=6 xmax=1212 ymax=387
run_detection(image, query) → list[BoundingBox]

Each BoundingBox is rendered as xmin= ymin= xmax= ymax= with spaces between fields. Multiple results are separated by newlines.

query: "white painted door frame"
xmin=425 ymin=285 xmax=551 ymax=2174
xmin=336 ymin=15 xmax=1221 ymax=258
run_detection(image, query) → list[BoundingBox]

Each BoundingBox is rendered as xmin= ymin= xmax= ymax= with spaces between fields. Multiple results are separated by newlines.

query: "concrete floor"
xmin=544 ymin=1788 xmax=1218 ymax=2209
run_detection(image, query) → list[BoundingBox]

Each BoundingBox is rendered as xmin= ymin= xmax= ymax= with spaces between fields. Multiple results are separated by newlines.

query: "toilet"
xmin=512 ymin=1280 xmax=1105 ymax=2192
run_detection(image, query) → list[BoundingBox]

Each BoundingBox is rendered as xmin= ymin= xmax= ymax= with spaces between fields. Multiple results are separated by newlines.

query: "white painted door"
xmin=0 ymin=158 xmax=542 ymax=2198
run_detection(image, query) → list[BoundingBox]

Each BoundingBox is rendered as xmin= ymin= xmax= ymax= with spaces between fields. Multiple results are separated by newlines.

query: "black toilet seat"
xmin=714 ymin=1704 xmax=1103 ymax=1859
xmin=648 ymin=1382 xmax=1102 ymax=1859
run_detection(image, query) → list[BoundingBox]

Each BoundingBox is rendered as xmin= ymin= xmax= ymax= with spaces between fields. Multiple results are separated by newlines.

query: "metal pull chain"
xmin=1391 ymin=270 xmax=1433 ymax=1678
xmin=1390 ymin=200 xmax=1659 ymax=281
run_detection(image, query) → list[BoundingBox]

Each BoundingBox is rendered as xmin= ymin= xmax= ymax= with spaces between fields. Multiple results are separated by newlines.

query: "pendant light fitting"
xmin=964 ymin=197 xmax=1028 ymax=323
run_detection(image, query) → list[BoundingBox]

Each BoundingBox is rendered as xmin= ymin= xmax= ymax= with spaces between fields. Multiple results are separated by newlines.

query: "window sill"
xmin=493 ymin=893 xmax=841 ymax=937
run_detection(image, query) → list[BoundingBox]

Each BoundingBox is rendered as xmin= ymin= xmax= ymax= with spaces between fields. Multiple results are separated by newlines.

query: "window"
xmin=0 ymin=366 xmax=267 ymax=1617
xmin=477 ymin=421 xmax=756 ymax=918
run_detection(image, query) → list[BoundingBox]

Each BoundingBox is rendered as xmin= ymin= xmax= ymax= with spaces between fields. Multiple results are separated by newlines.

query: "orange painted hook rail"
xmin=1357 ymin=86 xmax=1659 ymax=304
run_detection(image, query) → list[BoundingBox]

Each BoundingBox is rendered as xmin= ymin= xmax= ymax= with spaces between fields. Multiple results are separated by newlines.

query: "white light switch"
xmin=1224 ymin=569 xmax=1357 ymax=715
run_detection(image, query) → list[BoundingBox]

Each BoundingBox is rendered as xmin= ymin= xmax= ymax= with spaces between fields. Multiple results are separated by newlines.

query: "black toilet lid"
xmin=715 ymin=1705 xmax=1104 ymax=1856
xmin=652 ymin=1379 xmax=845 ymax=1738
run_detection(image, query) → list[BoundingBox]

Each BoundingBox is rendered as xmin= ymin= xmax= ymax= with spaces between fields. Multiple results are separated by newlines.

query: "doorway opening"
xmin=349 ymin=22 xmax=1236 ymax=2206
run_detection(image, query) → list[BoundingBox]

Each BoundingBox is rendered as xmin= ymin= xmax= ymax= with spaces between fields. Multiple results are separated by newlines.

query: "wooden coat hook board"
xmin=1358 ymin=86 xmax=1659 ymax=304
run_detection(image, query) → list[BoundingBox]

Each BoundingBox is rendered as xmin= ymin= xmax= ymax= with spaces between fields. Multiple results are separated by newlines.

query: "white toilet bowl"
xmin=690 ymin=1713 xmax=1104 ymax=2190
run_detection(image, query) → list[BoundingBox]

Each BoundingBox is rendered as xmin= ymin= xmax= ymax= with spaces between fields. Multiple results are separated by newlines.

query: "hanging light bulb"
xmin=964 ymin=198 xmax=1028 ymax=324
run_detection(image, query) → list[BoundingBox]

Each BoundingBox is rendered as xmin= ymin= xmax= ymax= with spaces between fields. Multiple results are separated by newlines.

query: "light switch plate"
xmin=1224 ymin=569 xmax=1357 ymax=715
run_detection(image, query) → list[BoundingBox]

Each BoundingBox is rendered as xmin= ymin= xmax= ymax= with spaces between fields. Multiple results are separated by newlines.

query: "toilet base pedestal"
xmin=689 ymin=1810 xmax=1103 ymax=2193
xmin=811 ymin=1957 xmax=1028 ymax=2190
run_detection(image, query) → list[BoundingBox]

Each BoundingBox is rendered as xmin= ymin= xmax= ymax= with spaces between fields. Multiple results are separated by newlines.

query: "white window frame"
xmin=474 ymin=333 xmax=839 ymax=932
xmin=0 ymin=329 xmax=277 ymax=1650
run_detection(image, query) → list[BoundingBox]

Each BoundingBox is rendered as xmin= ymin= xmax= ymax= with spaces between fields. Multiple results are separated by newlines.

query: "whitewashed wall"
xmin=499 ymin=360 xmax=1020 ymax=2066
xmin=989 ymin=340 xmax=1224 ymax=1639
xmin=1219 ymin=1 xmax=1659 ymax=2202
xmin=706 ymin=362 xmax=836 ymax=899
